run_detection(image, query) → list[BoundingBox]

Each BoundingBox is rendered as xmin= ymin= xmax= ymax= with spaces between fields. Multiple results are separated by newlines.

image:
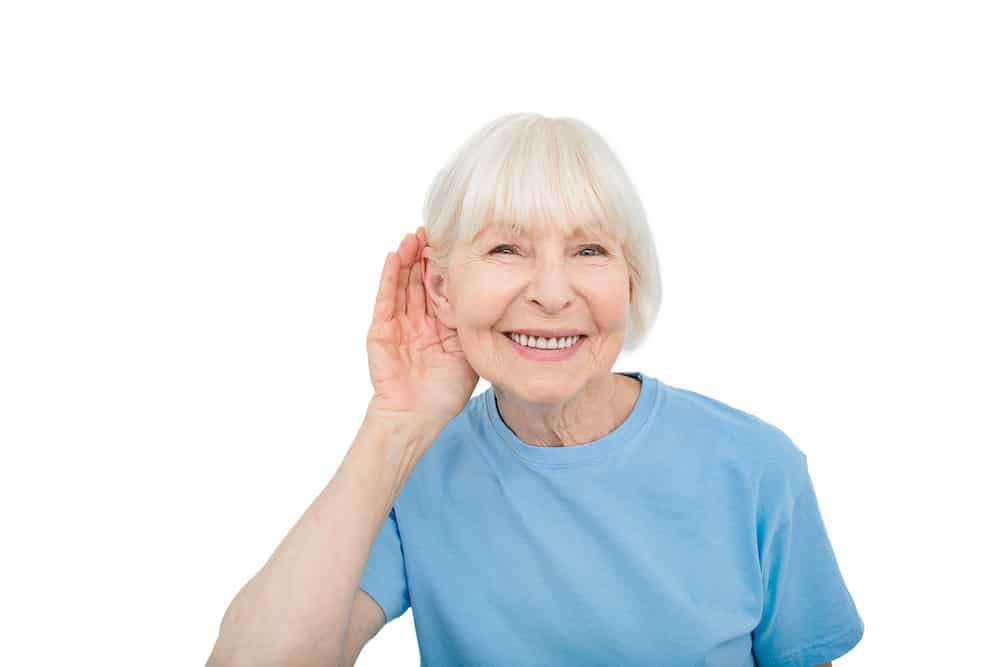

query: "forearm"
xmin=208 ymin=405 xmax=441 ymax=666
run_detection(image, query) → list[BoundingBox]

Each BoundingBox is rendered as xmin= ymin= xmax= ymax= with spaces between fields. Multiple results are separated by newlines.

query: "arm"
xmin=206 ymin=404 xmax=442 ymax=667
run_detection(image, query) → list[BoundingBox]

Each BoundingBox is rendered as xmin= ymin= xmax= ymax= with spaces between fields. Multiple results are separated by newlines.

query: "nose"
xmin=524 ymin=256 xmax=575 ymax=314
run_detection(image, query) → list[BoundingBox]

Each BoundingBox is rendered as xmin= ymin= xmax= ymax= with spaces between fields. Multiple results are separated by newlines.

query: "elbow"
xmin=205 ymin=625 xmax=242 ymax=667
xmin=205 ymin=625 xmax=319 ymax=667
xmin=205 ymin=604 xmax=267 ymax=667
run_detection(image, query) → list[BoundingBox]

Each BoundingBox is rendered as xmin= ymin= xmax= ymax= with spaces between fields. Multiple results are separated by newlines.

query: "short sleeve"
xmin=359 ymin=506 xmax=410 ymax=624
xmin=752 ymin=462 xmax=864 ymax=667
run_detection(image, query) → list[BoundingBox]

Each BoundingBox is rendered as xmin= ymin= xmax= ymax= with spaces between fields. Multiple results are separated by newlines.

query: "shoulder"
xmin=662 ymin=383 xmax=809 ymax=512
xmin=665 ymin=384 xmax=803 ymax=458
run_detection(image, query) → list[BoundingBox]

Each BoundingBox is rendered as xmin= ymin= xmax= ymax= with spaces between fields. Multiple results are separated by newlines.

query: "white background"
xmin=1 ymin=1 xmax=997 ymax=665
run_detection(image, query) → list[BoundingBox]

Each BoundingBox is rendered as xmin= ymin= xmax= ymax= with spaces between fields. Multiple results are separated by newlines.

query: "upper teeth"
xmin=506 ymin=332 xmax=581 ymax=349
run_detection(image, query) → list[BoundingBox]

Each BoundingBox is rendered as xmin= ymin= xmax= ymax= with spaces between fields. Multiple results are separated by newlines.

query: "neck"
xmin=493 ymin=373 xmax=640 ymax=447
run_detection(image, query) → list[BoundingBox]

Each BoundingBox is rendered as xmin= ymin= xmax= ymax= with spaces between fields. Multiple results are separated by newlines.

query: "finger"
xmin=371 ymin=250 xmax=397 ymax=325
xmin=406 ymin=233 xmax=427 ymax=320
xmin=394 ymin=233 xmax=414 ymax=317
xmin=418 ymin=227 xmax=434 ymax=314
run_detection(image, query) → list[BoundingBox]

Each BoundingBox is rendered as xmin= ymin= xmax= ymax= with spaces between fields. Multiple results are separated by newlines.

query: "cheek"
xmin=584 ymin=276 xmax=630 ymax=318
xmin=455 ymin=280 xmax=518 ymax=322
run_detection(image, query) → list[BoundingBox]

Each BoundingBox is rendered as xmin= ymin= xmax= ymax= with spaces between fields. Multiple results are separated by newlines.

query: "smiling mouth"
xmin=502 ymin=331 xmax=587 ymax=348
xmin=500 ymin=329 xmax=588 ymax=338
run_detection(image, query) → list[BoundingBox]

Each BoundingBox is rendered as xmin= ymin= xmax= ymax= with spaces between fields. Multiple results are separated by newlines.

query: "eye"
xmin=490 ymin=244 xmax=609 ymax=256
xmin=579 ymin=245 xmax=608 ymax=257
xmin=489 ymin=244 xmax=518 ymax=255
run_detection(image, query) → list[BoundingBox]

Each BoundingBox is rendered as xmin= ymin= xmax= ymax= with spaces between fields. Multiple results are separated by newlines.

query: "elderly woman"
xmin=209 ymin=113 xmax=864 ymax=667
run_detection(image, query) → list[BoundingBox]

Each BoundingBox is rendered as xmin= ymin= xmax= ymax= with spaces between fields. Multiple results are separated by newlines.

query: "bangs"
xmin=453 ymin=117 xmax=624 ymax=246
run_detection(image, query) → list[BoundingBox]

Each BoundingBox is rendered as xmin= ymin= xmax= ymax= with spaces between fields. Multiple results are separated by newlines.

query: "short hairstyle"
xmin=421 ymin=112 xmax=662 ymax=351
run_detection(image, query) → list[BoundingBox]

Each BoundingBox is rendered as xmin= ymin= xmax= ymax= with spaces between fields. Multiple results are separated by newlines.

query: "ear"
xmin=422 ymin=246 xmax=458 ymax=329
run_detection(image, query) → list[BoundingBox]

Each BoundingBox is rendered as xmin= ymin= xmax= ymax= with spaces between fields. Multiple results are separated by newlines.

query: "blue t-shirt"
xmin=360 ymin=371 xmax=864 ymax=666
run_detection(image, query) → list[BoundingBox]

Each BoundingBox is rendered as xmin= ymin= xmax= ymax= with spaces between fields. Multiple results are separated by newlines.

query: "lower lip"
xmin=502 ymin=333 xmax=587 ymax=361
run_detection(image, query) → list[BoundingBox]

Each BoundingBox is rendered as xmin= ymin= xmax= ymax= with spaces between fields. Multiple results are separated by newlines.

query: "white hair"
xmin=421 ymin=112 xmax=662 ymax=351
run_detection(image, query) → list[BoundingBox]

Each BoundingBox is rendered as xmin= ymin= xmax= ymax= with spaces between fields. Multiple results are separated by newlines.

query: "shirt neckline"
xmin=483 ymin=371 xmax=659 ymax=467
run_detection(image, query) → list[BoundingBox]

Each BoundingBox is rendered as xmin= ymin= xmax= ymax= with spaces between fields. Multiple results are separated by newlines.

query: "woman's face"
xmin=425 ymin=222 xmax=631 ymax=405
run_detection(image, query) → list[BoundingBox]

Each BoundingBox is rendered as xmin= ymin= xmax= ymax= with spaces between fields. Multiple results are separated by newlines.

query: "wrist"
xmin=362 ymin=401 xmax=447 ymax=452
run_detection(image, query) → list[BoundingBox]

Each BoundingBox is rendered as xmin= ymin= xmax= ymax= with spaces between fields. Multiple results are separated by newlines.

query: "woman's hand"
xmin=365 ymin=226 xmax=480 ymax=426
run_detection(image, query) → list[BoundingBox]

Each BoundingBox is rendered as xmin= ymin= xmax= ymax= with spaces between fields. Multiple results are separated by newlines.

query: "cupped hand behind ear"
xmin=366 ymin=226 xmax=479 ymax=426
